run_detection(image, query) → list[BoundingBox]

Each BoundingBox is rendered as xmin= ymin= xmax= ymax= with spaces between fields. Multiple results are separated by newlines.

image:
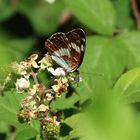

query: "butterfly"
xmin=45 ymin=28 xmax=86 ymax=72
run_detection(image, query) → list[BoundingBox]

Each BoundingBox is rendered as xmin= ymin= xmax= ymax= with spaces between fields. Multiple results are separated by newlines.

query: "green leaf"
xmin=18 ymin=0 xmax=65 ymax=35
xmin=0 ymin=0 xmax=14 ymax=21
xmin=77 ymin=36 xmax=127 ymax=103
xmin=37 ymin=71 xmax=50 ymax=87
xmin=14 ymin=128 xmax=38 ymax=140
xmin=65 ymin=90 xmax=138 ymax=140
xmin=76 ymin=31 xmax=140 ymax=104
xmin=0 ymin=32 xmax=34 ymax=79
xmin=0 ymin=90 xmax=25 ymax=125
xmin=14 ymin=119 xmax=40 ymax=140
xmin=50 ymin=93 xmax=80 ymax=112
xmin=113 ymin=68 xmax=140 ymax=103
xmin=0 ymin=122 xmax=11 ymax=140
xmin=0 ymin=32 xmax=34 ymax=60
xmin=83 ymin=92 xmax=138 ymax=140
xmin=135 ymin=114 xmax=140 ymax=140
xmin=0 ymin=121 xmax=9 ymax=133
xmin=111 ymin=0 xmax=134 ymax=29
xmin=66 ymin=0 xmax=115 ymax=35
xmin=64 ymin=113 xmax=82 ymax=128
xmin=14 ymin=120 xmax=40 ymax=140
xmin=64 ymin=113 xmax=84 ymax=139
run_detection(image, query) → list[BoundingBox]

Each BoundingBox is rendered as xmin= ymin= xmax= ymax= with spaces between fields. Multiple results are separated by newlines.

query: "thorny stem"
xmin=131 ymin=0 xmax=140 ymax=30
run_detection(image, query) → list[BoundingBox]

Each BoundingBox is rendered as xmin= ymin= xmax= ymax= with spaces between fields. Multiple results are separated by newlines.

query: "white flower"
xmin=48 ymin=67 xmax=66 ymax=77
xmin=51 ymin=85 xmax=59 ymax=93
xmin=45 ymin=0 xmax=55 ymax=4
xmin=16 ymin=77 xmax=30 ymax=92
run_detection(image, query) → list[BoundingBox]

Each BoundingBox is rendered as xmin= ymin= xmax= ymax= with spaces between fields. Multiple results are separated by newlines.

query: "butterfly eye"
xmin=45 ymin=28 xmax=86 ymax=72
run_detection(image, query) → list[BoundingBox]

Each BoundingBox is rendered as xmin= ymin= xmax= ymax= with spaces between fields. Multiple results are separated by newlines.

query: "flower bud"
xmin=15 ymin=77 xmax=30 ymax=92
xmin=17 ymin=108 xmax=34 ymax=123
xmin=28 ymin=54 xmax=39 ymax=68
xmin=11 ymin=62 xmax=27 ymax=75
xmin=42 ymin=117 xmax=60 ymax=139
xmin=48 ymin=67 xmax=66 ymax=77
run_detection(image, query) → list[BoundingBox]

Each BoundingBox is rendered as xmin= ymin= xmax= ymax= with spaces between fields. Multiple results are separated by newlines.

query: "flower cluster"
xmin=11 ymin=53 xmax=81 ymax=139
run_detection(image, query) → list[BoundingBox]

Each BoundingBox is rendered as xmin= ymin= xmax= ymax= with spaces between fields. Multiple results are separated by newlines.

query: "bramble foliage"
xmin=0 ymin=0 xmax=140 ymax=140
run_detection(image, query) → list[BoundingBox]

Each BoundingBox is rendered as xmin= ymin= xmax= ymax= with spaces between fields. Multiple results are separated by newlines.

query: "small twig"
xmin=59 ymin=10 xmax=72 ymax=26
xmin=11 ymin=0 xmax=18 ymax=10
xmin=30 ymin=70 xmax=39 ymax=85
xmin=131 ymin=0 xmax=140 ymax=30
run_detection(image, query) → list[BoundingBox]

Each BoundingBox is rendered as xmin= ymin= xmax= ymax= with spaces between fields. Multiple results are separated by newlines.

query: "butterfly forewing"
xmin=45 ymin=28 xmax=86 ymax=72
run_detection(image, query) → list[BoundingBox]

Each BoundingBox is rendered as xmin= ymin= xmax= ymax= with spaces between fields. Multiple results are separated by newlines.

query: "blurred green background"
xmin=1 ymin=0 xmax=140 ymax=140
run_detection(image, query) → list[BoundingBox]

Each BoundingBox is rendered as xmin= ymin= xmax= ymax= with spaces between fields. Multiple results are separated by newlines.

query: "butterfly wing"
xmin=45 ymin=33 xmax=73 ymax=72
xmin=66 ymin=28 xmax=86 ymax=71
xmin=45 ymin=28 xmax=86 ymax=72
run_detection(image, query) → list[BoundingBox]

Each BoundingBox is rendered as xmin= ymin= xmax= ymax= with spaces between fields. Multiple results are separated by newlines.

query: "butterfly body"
xmin=45 ymin=28 xmax=86 ymax=72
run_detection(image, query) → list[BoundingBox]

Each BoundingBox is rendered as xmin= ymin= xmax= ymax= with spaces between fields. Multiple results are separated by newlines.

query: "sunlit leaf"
xmin=64 ymin=113 xmax=84 ymax=139
xmin=113 ymin=68 xmax=140 ymax=103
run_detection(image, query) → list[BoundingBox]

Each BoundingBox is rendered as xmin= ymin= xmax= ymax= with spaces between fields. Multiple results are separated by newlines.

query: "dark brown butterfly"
xmin=45 ymin=28 xmax=86 ymax=72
